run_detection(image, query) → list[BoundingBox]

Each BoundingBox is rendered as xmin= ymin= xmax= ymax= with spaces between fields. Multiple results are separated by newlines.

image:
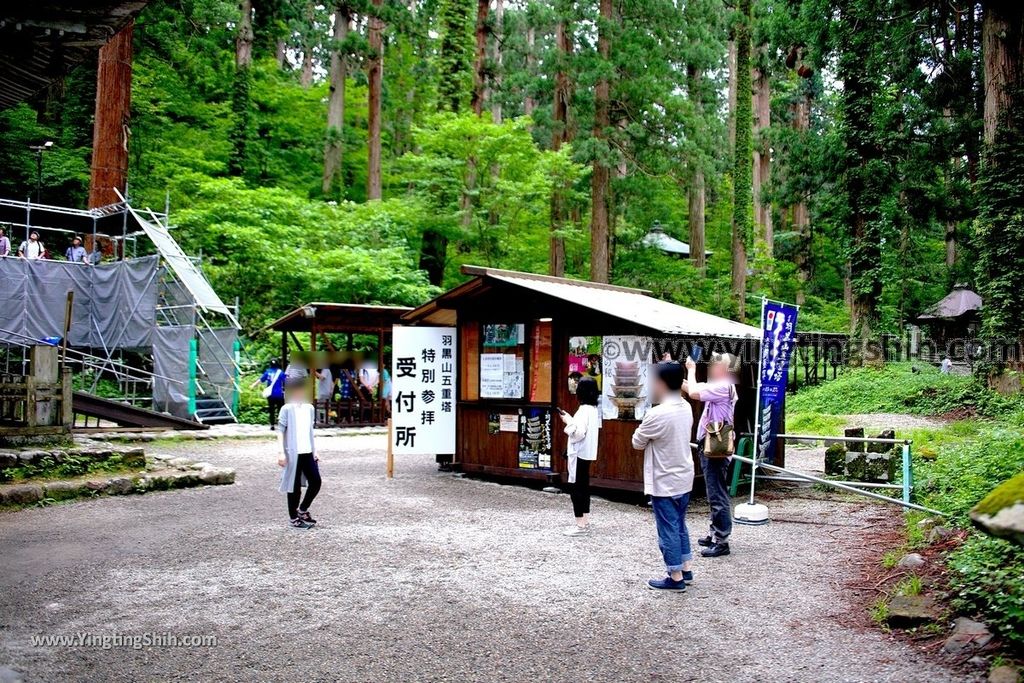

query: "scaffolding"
xmin=0 ymin=195 xmax=242 ymax=425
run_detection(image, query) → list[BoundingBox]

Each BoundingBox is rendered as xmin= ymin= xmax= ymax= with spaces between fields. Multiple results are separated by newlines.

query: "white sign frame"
xmin=391 ymin=326 xmax=457 ymax=454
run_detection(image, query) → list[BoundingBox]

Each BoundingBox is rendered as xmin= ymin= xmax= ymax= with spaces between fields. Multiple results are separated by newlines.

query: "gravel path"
xmin=0 ymin=435 xmax=972 ymax=683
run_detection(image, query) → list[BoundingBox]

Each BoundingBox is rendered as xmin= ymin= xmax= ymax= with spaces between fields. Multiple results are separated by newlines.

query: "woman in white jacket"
xmin=558 ymin=376 xmax=601 ymax=536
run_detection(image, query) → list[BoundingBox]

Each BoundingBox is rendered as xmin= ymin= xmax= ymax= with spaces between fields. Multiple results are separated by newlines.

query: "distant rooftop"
xmin=640 ymin=223 xmax=713 ymax=258
xmin=917 ymin=284 xmax=982 ymax=321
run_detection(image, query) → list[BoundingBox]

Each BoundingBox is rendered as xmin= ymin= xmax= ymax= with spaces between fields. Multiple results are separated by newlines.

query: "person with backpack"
xmin=684 ymin=352 xmax=739 ymax=558
xmin=277 ymin=378 xmax=322 ymax=529
xmin=18 ymin=231 xmax=44 ymax=259
xmin=252 ymin=359 xmax=286 ymax=430
xmin=558 ymin=376 xmax=601 ymax=536
xmin=631 ymin=362 xmax=695 ymax=592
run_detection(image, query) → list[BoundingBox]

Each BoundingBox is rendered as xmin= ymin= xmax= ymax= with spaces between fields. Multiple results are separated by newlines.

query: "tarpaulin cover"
xmin=198 ymin=327 xmax=238 ymax=411
xmin=153 ymin=325 xmax=193 ymax=418
xmin=0 ymin=255 xmax=159 ymax=349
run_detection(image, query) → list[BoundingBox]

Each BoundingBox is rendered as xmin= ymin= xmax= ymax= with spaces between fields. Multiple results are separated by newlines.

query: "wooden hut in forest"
xmin=915 ymin=284 xmax=982 ymax=363
xmin=401 ymin=266 xmax=770 ymax=492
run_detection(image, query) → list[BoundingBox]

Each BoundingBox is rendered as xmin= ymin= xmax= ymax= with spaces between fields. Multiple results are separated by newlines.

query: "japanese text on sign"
xmin=391 ymin=327 xmax=457 ymax=455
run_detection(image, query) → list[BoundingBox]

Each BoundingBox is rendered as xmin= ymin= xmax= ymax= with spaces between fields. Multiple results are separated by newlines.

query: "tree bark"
xmin=983 ymin=0 xmax=1024 ymax=145
xmin=322 ymin=4 xmax=349 ymax=197
xmin=524 ymin=26 xmax=536 ymax=116
xmin=89 ymin=21 xmax=133 ymax=209
xmin=753 ymin=63 xmax=772 ymax=259
xmin=792 ymin=92 xmax=811 ymax=304
xmin=549 ymin=16 xmax=572 ymax=277
xmin=471 ymin=0 xmax=490 ymax=116
xmin=228 ymin=0 xmax=254 ymax=177
xmin=491 ymin=0 xmax=504 ymax=123
xmin=367 ymin=0 xmax=384 ymax=200
xmin=589 ymin=0 xmax=612 ymax=283
xmin=686 ymin=64 xmax=705 ymax=271
xmin=236 ymin=0 xmax=254 ymax=68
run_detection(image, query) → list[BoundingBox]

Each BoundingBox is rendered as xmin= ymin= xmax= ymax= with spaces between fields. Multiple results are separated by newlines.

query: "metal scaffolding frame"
xmin=0 ymin=195 xmax=242 ymax=424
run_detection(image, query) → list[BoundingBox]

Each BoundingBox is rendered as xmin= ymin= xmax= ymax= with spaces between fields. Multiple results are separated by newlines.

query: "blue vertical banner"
xmin=756 ymin=299 xmax=799 ymax=464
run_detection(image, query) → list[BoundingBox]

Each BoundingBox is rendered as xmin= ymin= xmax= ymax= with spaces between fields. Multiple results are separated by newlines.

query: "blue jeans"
xmin=651 ymin=493 xmax=692 ymax=572
xmin=700 ymin=451 xmax=733 ymax=543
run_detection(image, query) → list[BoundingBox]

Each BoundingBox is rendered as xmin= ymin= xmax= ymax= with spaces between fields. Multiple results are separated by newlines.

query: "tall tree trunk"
xmin=753 ymin=63 xmax=772 ymax=259
xmin=471 ymin=0 xmax=490 ymax=116
xmin=322 ymin=4 xmax=349 ymax=197
xmin=300 ymin=1 xmax=316 ymax=87
xmin=524 ymin=26 xmax=536 ymax=116
xmin=491 ymin=0 xmax=503 ymax=123
xmin=731 ymin=0 xmax=753 ymax=321
xmin=550 ymin=15 xmax=572 ymax=277
xmin=727 ymin=39 xmax=738 ymax=153
xmin=229 ymin=0 xmax=254 ymax=177
xmin=367 ymin=0 xmax=384 ymax=200
xmin=275 ymin=40 xmax=287 ymax=68
xmin=792 ymin=92 xmax=811 ymax=304
xmin=686 ymin=64 xmax=706 ymax=271
xmin=89 ymin=21 xmax=133 ymax=209
xmin=589 ymin=0 xmax=612 ymax=283
xmin=983 ymin=0 xmax=1024 ymax=145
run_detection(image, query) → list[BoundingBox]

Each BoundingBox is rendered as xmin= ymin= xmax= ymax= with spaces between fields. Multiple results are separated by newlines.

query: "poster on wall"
xmin=391 ymin=326 xmax=457 ymax=454
xmin=567 ymin=336 xmax=603 ymax=394
xmin=483 ymin=324 xmax=524 ymax=347
xmin=756 ymin=300 xmax=799 ymax=464
xmin=601 ymin=335 xmax=653 ymax=421
xmin=480 ymin=353 xmax=505 ymax=398
xmin=518 ymin=408 xmax=552 ymax=470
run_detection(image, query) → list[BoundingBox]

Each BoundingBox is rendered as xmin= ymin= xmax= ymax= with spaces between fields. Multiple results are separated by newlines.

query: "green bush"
xmin=947 ymin=535 xmax=1024 ymax=649
xmin=788 ymin=363 xmax=1024 ymax=418
xmin=237 ymin=374 xmax=269 ymax=425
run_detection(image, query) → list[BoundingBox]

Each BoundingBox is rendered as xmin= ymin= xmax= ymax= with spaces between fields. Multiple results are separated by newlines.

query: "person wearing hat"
xmin=684 ymin=352 xmax=740 ymax=558
xmin=18 ymin=231 xmax=44 ymax=260
xmin=631 ymin=361 xmax=695 ymax=592
xmin=65 ymin=236 xmax=88 ymax=263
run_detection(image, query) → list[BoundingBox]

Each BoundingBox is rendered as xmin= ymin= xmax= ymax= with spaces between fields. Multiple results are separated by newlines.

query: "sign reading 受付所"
xmin=391 ymin=326 xmax=457 ymax=455
xmin=756 ymin=300 xmax=798 ymax=465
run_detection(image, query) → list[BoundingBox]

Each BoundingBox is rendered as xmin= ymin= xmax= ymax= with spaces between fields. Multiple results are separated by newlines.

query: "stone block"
xmin=868 ymin=429 xmax=895 ymax=453
xmin=845 ymin=452 xmax=867 ymax=481
xmin=887 ymin=595 xmax=940 ymax=627
xmin=845 ymin=427 xmax=865 ymax=452
xmin=0 ymin=484 xmax=44 ymax=506
xmin=43 ymin=481 xmax=83 ymax=501
xmin=942 ymin=617 xmax=992 ymax=655
xmin=199 ymin=467 xmax=235 ymax=486
xmin=824 ymin=444 xmax=847 ymax=476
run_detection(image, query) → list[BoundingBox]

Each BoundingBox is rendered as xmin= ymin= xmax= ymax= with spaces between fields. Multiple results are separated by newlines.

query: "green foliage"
xmin=975 ymin=88 xmax=1024 ymax=350
xmin=947 ymin=535 xmax=1024 ymax=649
xmin=732 ymin=0 xmax=754 ymax=260
xmin=6 ymin=453 xmax=135 ymax=483
xmin=435 ymin=0 xmax=475 ymax=113
xmin=788 ymin=363 xmax=1024 ymax=418
xmin=785 ymin=412 xmax=846 ymax=436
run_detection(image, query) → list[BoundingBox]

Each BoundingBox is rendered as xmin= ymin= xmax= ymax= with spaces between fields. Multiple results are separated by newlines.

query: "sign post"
xmin=390 ymin=326 xmax=457 ymax=469
xmin=735 ymin=297 xmax=799 ymax=525
xmin=386 ymin=418 xmax=394 ymax=479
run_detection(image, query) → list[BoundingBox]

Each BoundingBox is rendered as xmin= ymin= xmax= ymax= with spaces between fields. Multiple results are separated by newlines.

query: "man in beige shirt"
xmin=632 ymin=361 xmax=695 ymax=592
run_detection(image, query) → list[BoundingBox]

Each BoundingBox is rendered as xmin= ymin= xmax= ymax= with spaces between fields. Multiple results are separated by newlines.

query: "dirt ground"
xmin=0 ymin=434 xmax=974 ymax=683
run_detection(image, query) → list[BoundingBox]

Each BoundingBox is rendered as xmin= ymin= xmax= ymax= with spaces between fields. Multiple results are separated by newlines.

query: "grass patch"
xmin=786 ymin=411 xmax=847 ymax=437
xmin=882 ymin=549 xmax=902 ymax=569
xmin=788 ymin=362 xmax=1024 ymax=418
xmin=2 ymin=453 xmax=141 ymax=484
xmin=871 ymin=598 xmax=890 ymax=627
xmin=895 ymin=575 xmax=923 ymax=597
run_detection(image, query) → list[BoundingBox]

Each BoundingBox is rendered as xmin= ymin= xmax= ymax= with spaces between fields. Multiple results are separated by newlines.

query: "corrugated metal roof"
xmin=917 ymin=286 xmax=982 ymax=320
xmin=128 ymin=206 xmax=240 ymax=329
xmin=405 ymin=266 xmax=760 ymax=339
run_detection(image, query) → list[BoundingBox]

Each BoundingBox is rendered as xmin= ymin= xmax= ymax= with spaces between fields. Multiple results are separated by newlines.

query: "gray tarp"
xmin=152 ymin=325 xmax=193 ymax=418
xmin=198 ymin=327 xmax=238 ymax=411
xmin=0 ymin=255 xmax=159 ymax=349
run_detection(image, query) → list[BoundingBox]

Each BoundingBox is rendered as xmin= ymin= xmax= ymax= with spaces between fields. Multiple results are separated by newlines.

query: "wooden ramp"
xmin=72 ymin=392 xmax=209 ymax=431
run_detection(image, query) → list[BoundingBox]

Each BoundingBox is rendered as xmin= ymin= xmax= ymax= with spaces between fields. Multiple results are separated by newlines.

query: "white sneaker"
xmin=563 ymin=525 xmax=589 ymax=536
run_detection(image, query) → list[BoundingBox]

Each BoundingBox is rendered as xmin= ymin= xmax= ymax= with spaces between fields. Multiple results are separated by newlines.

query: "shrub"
xmin=947 ymin=535 xmax=1024 ymax=650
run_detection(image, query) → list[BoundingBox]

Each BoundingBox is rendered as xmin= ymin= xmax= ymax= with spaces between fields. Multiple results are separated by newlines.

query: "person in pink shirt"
xmin=684 ymin=352 xmax=739 ymax=558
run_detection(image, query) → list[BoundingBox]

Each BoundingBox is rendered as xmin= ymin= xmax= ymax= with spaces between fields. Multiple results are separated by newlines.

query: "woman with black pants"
xmin=558 ymin=376 xmax=601 ymax=536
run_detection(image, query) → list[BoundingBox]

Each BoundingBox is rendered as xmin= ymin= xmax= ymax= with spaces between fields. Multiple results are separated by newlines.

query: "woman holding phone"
xmin=558 ymin=376 xmax=601 ymax=536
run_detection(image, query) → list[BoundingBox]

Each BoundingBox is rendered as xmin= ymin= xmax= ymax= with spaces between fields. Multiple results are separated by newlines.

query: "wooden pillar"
xmin=88 ymin=21 xmax=134 ymax=208
xmin=377 ymin=327 xmax=385 ymax=422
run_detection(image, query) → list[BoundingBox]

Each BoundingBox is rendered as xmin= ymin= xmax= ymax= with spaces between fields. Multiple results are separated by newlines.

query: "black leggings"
xmin=267 ymin=396 xmax=284 ymax=429
xmin=287 ymin=453 xmax=322 ymax=519
xmin=570 ymin=459 xmax=592 ymax=518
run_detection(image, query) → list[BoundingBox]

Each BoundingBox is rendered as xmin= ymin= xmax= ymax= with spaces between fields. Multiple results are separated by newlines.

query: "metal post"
xmin=902 ymin=443 xmax=912 ymax=505
xmin=748 ymin=297 xmax=767 ymax=506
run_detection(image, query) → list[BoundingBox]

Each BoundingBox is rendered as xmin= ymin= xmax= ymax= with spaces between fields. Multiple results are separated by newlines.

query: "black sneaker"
xmin=647 ymin=576 xmax=687 ymax=592
xmin=289 ymin=518 xmax=311 ymax=529
xmin=701 ymin=542 xmax=730 ymax=558
xmin=298 ymin=510 xmax=317 ymax=525
xmin=697 ymin=536 xmax=713 ymax=547
xmin=681 ymin=569 xmax=694 ymax=584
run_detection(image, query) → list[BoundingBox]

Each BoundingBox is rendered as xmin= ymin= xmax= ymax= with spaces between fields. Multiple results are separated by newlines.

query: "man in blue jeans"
xmin=632 ymin=362 xmax=695 ymax=591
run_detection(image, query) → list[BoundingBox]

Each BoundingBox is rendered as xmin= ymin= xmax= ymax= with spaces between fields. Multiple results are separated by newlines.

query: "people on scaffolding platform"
xmin=65 ymin=235 xmax=88 ymax=263
xmin=18 ymin=231 xmax=45 ymax=259
xmin=0 ymin=227 xmax=10 ymax=257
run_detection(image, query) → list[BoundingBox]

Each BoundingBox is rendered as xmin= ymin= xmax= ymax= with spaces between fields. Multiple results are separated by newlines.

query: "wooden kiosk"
xmin=401 ymin=266 xmax=772 ymax=492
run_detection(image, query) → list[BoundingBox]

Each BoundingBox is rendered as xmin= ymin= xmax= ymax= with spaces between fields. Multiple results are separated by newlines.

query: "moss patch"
xmin=972 ymin=472 xmax=1024 ymax=517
